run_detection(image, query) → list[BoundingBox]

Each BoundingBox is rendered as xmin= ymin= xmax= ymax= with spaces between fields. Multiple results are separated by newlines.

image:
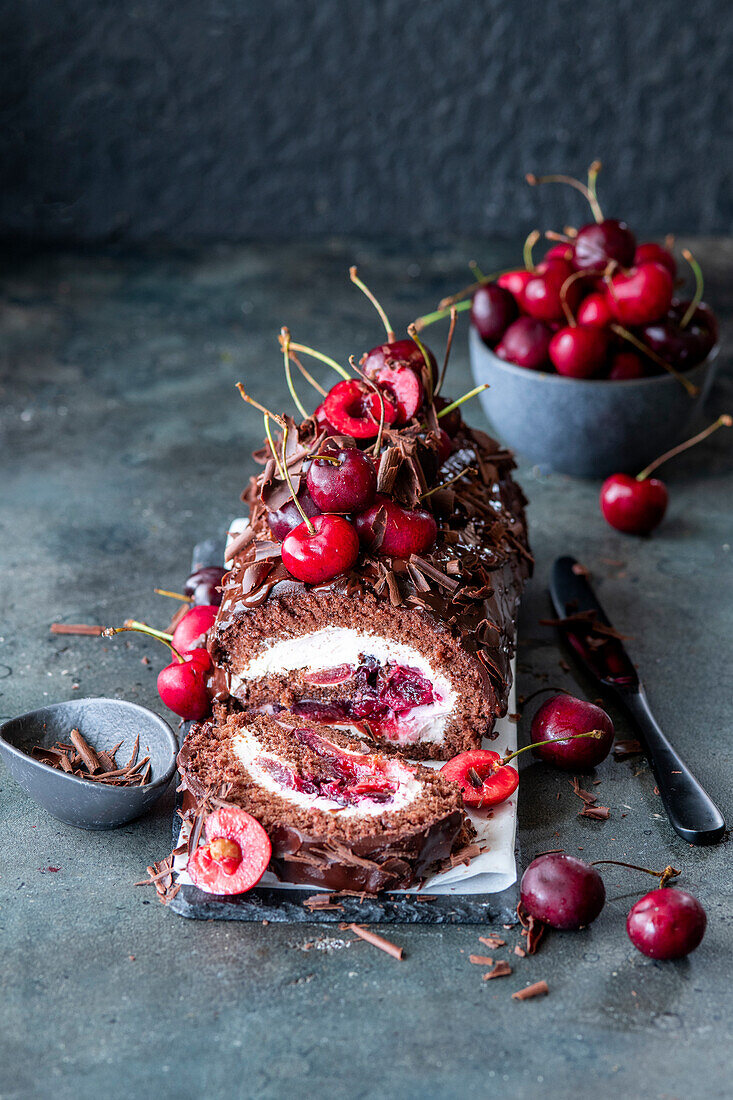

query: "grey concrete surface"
xmin=1 ymin=238 xmax=732 ymax=1099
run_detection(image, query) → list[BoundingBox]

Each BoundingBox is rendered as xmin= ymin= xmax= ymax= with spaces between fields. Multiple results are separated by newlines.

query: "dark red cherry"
xmin=495 ymin=317 xmax=552 ymax=370
xmin=549 ymin=326 xmax=609 ymax=378
xmin=354 ymin=494 xmax=437 ymax=557
xmin=267 ymin=486 xmax=321 ymax=541
xmin=184 ymin=565 xmax=226 ymax=606
xmin=171 ymin=605 xmax=218 ymax=653
xmin=433 ymin=395 xmax=462 ymax=437
xmin=470 ymin=283 xmax=517 ymax=345
xmin=573 ymin=219 xmax=636 ymax=271
xmin=440 ymin=749 xmax=518 ymax=808
xmin=531 ymin=694 xmax=614 ymax=770
xmin=608 ymin=261 xmax=674 ymax=326
xmin=544 ymin=243 xmax=574 ymax=263
xmin=157 ymin=647 xmax=212 ymax=720
xmin=639 ymin=319 xmax=695 ymax=371
xmin=436 ymin=428 xmax=453 ymax=463
xmin=634 ymin=242 xmax=676 ymax=279
xmin=627 ymin=887 xmax=706 ymax=959
xmin=608 ymin=350 xmax=646 ymax=380
xmin=523 ymin=259 xmax=578 ymax=322
xmin=281 ymin=514 xmax=360 ymax=584
xmin=600 ymin=474 xmax=668 ymax=535
xmin=323 ymin=379 xmax=398 ymax=439
xmin=576 ymin=291 xmax=615 ymax=329
xmin=496 ymin=268 xmax=533 ymax=307
xmin=363 ymin=338 xmax=438 ymax=390
xmin=306 ymin=445 xmax=377 ymax=513
xmin=520 ymin=854 xmax=606 ymax=930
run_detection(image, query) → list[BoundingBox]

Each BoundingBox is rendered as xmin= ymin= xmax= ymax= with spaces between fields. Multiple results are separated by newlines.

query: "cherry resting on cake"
xmin=187 ymin=805 xmax=272 ymax=896
xmin=184 ymin=565 xmax=226 ymax=606
xmin=267 ymin=485 xmax=321 ymax=541
xmin=322 ymin=378 xmax=397 ymax=438
xmin=282 ymin=513 xmax=360 ymax=584
xmin=530 ymin=694 xmax=614 ymax=770
xmin=306 ymin=444 xmax=377 ymax=513
xmin=171 ymin=605 xmax=218 ymax=653
xmin=520 ymin=853 xmax=606 ymax=930
xmin=600 ymin=414 xmax=732 ymax=535
xmin=354 ymin=494 xmax=437 ymax=557
xmin=626 ymin=887 xmax=706 ymax=959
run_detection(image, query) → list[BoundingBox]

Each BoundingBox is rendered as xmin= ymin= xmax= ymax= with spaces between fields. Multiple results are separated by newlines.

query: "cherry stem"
xmin=587 ymin=159 xmax=603 ymax=219
xmin=610 ymin=325 xmax=699 ymax=396
xmin=545 ymin=230 xmax=571 ymax=243
xmin=154 ymin=588 xmax=193 ymax=603
xmin=679 ymin=249 xmax=704 ymax=329
xmin=289 ymin=351 xmax=327 ymax=397
xmin=420 ymin=464 xmax=477 ymax=499
xmin=280 ymin=327 xmax=308 ymax=419
xmin=350 ymin=355 xmax=387 ymax=456
xmin=636 ymin=414 xmax=732 ymax=481
xmin=469 ymin=260 xmax=485 ymax=280
xmin=559 ymin=270 xmax=589 ymax=326
xmin=526 ymin=168 xmax=604 ymax=223
xmin=235 ymin=384 xmax=287 ymax=479
xmin=434 ymin=306 xmax=457 ymax=398
xmin=500 ymin=730 xmax=605 ymax=767
xmin=590 ymin=859 xmax=681 ymax=888
xmin=437 ymin=384 xmax=489 ymax=420
xmin=412 ymin=298 xmax=472 ymax=332
xmin=279 ymin=419 xmax=315 ymax=534
xmin=407 ymin=323 xmax=435 ymax=403
xmin=102 ymin=620 xmax=183 ymax=663
xmin=523 ymin=229 xmax=540 ymax=272
xmin=564 ymin=225 xmax=578 ymax=238
xmin=349 ymin=266 xmax=394 ymax=341
xmin=284 ymin=339 xmax=351 ymax=381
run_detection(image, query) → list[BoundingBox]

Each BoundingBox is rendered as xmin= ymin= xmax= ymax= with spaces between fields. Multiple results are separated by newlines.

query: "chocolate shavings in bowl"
xmin=30 ymin=729 xmax=151 ymax=787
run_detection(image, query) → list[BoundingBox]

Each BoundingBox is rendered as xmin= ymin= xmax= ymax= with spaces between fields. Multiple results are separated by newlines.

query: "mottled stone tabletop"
xmin=1 ymin=238 xmax=731 ymax=1100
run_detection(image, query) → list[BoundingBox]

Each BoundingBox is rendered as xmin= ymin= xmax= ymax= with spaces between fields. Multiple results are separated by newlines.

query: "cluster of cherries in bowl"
xmin=469 ymin=165 xmax=718 ymax=382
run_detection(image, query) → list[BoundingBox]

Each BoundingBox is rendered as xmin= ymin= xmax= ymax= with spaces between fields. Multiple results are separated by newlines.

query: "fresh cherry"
xmin=639 ymin=319 xmax=696 ymax=371
xmin=171 ymin=605 xmax=218 ymax=654
xmin=157 ymin=647 xmax=212 ymax=721
xmin=363 ymin=336 xmax=437 ymax=392
xmin=544 ymin=243 xmax=574 ymax=263
xmin=495 ymin=317 xmax=552 ymax=370
xmin=634 ymin=241 xmax=676 ymax=279
xmin=573 ymin=219 xmax=636 ymax=271
xmin=600 ymin=474 xmax=668 ymax=535
xmin=432 ymin=395 xmax=462 ymax=437
xmin=549 ymin=326 xmax=609 ymax=378
xmin=608 ymin=261 xmax=674 ymax=326
xmin=531 ymin=694 xmax=614 ymax=770
xmin=523 ymin=259 xmax=578 ymax=323
xmin=267 ymin=485 xmax=321 ymax=541
xmin=354 ymin=494 xmax=437 ymax=558
xmin=626 ymin=887 xmax=706 ymax=959
xmin=184 ymin=565 xmax=226 ymax=606
xmin=188 ymin=805 xmax=272 ymax=896
xmin=281 ymin=513 xmax=360 ymax=583
xmin=520 ymin=853 xmax=606 ymax=930
xmin=608 ymin=351 xmax=646 ymax=380
xmin=306 ymin=445 xmax=377 ymax=513
xmin=576 ymin=291 xmax=615 ymax=329
xmin=470 ymin=283 xmax=517 ymax=345
xmin=497 ymin=268 xmax=533 ymax=307
xmin=440 ymin=749 xmax=519 ymax=808
xmin=313 ymin=402 xmax=338 ymax=435
xmin=323 ymin=379 xmax=397 ymax=438
xmin=436 ymin=428 xmax=453 ymax=464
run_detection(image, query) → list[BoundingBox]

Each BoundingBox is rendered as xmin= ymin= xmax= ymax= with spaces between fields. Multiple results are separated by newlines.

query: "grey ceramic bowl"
xmin=0 ymin=698 xmax=178 ymax=829
xmin=469 ymin=325 xmax=720 ymax=478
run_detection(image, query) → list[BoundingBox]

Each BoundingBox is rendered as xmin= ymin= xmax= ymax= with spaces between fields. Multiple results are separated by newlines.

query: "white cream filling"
xmin=231 ymin=627 xmax=456 ymax=745
xmin=230 ymin=727 xmax=422 ymax=817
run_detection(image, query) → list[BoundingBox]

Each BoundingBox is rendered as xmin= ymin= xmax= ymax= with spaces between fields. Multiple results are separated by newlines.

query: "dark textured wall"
xmin=1 ymin=0 xmax=731 ymax=243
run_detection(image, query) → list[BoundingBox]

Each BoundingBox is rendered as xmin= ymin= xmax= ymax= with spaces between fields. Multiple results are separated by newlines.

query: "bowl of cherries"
xmin=456 ymin=163 xmax=719 ymax=477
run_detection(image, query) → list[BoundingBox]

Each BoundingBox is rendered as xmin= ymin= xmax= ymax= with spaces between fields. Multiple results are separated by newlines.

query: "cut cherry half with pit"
xmin=187 ymin=805 xmax=272 ymax=896
xmin=440 ymin=749 xmax=519 ymax=808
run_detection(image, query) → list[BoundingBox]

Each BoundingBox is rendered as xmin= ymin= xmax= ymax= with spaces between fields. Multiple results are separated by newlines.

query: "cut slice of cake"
xmin=178 ymin=708 xmax=469 ymax=893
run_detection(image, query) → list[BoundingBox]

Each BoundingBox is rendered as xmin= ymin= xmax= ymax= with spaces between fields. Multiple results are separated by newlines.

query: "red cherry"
xmin=495 ymin=317 xmax=552 ymax=370
xmin=607 ymin=261 xmax=674 ymax=326
xmin=496 ymin=268 xmax=533 ymax=307
xmin=281 ymin=513 xmax=360 ymax=583
xmin=626 ymin=887 xmax=706 ymax=959
xmin=573 ymin=219 xmax=636 ymax=271
xmin=634 ymin=242 xmax=677 ymax=279
xmin=436 ymin=428 xmax=453 ymax=464
xmin=440 ymin=749 xmax=518 ymax=808
xmin=608 ymin=351 xmax=646 ymax=380
xmin=313 ymin=402 xmax=338 ymax=435
xmin=157 ymin=648 xmax=212 ymax=720
xmin=184 ymin=565 xmax=226 ymax=606
xmin=323 ymin=379 xmax=397 ymax=439
xmin=520 ymin=854 xmax=606 ymax=930
xmin=267 ymin=486 xmax=321 ymax=541
xmin=543 ymin=243 xmax=574 ymax=263
xmin=354 ymin=494 xmax=437 ymax=557
xmin=306 ymin=445 xmax=377 ymax=513
xmin=470 ymin=283 xmax=517 ymax=345
xmin=531 ymin=694 xmax=614 ymax=770
xmin=363 ymin=337 xmax=437 ymax=390
xmin=600 ymin=474 xmax=668 ymax=535
xmin=432 ymin=395 xmax=462 ymax=437
xmin=523 ymin=259 xmax=578 ymax=322
xmin=576 ymin=291 xmax=615 ymax=329
xmin=188 ymin=805 xmax=272 ymax=896
xmin=549 ymin=326 xmax=609 ymax=378
xmin=171 ymin=605 xmax=218 ymax=653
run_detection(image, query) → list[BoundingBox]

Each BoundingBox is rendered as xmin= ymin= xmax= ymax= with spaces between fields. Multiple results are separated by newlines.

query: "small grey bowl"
xmin=0 ymin=698 xmax=178 ymax=829
xmin=469 ymin=325 xmax=720 ymax=478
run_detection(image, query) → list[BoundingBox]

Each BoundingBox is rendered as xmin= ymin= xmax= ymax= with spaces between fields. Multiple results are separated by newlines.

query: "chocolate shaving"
xmin=303 ymin=894 xmax=344 ymax=912
xmin=50 ymin=623 xmax=104 ymax=635
xmin=28 ymin=733 xmax=151 ymax=788
xmin=579 ymin=804 xmax=610 ymax=820
xmin=483 ymin=961 xmax=512 ymax=980
xmin=409 ymin=555 xmax=460 ymax=592
xmin=570 ymin=776 xmax=598 ymax=805
xmin=69 ymin=729 xmax=101 ymax=773
xmin=613 ymin=739 xmax=642 ymax=759
xmin=516 ymin=901 xmax=546 ymax=955
xmin=512 ymin=980 xmax=549 ymax=1001
xmin=469 ymin=955 xmax=495 ymax=966
xmin=224 ymin=525 xmax=256 ymax=562
xmin=342 ymin=923 xmax=404 ymax=960
xmin=478 ymin=935 xmax=506 ymax=949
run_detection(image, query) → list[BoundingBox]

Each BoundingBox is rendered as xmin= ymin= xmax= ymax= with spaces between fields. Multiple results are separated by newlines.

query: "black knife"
xmin=549 ymin=555 xmax=725 ymax=846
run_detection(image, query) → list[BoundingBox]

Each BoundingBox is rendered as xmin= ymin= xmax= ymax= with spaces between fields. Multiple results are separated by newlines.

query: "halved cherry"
xmin=369 ymin=363 xmax=424 ymax=424
xmin=323 ymin=379 xmax=397 ymax=438
xmin=188 ymin=805 xmax=272 ymax=896
xmin=440 ymin=749 xmax=519 ymax=808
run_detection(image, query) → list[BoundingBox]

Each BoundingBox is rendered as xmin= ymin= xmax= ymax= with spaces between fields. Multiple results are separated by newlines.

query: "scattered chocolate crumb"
xmin=342 ymin=923 xmax=404 ymax=960
xmin=483 ymin=961 xmax=512 ymax=980
xmin=514 ymin=945 xmax=526 ymax=957
xmin=512 ymin=980 xmax=549 ymax=1001
xmin=479 ymin=935 xmax=506 ymax=949
xmin=570 ymin=777 xmax=598 ymax=805
xmin=507 ymin=713 xmax=521 ymax=724
xmin=303 ymin=893 xmax=344 ymax=913
xmin=579 ymin=805 xmax=610 ymax=820
xmin=516 ymin=901 xmax=546 ymax=954
xmin=653 ymin=786 xmax=660 ymax=796
xmin=50 ymin=623 xmax=103 ymax=635
xmin=469 ymin=955 xmax=494 ymax=966
xmin=141 ymin=655 xmax=151 ymax=666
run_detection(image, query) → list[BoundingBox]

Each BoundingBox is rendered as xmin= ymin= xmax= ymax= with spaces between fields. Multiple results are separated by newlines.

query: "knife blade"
xmin=549 ymin=555 xmax=725 ymax=846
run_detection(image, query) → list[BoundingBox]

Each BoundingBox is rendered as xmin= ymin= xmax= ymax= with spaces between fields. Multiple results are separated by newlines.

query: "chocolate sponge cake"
xmin=178 ymin=709 xmax=468 ymax=892
xmin=209 ymin=418 xmax=531 ymax=760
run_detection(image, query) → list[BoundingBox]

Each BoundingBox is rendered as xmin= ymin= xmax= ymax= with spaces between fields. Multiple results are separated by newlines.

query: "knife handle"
xmin=622 ymin=690 xmax=725 ymax=845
